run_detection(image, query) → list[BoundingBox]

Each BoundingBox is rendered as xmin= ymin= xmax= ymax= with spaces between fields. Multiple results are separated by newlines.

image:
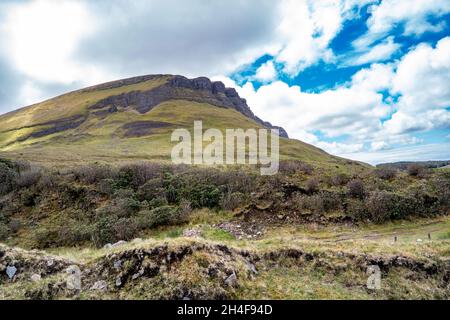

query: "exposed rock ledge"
xmin=88 ymin=75 xmax=289 ymax=138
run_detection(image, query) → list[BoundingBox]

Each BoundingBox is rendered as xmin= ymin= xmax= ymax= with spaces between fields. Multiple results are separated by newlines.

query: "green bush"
xmin=137 ymin=178 xmax=166 ymax=201
xmin=136 ymin=205 xmax=184 ymax=230
xmin=147 ymin=197 xmax=169 ymax=209
xmin=91 ymin=216 xmax=118 ymax=247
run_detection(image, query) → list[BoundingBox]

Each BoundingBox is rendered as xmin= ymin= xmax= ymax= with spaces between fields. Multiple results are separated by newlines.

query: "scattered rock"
xmin=114 ymin=260 xmax=122 ymax=270
xmin=30 ymin=274 xmax=42 ymax=282
xmin=417 ymin=239 xmax=423 ymax=243
xmin=225 ymin=272 xmax=238 ymax=288
xmin=6 ymin=266 xmax=17 ymax=279
xmin=112 ymin=241 xmax=127 ymax=248
xmin=90 ymin=280 xmax=108 ymax=291
xmin=65 ymin=265 xmax=81 ymax=291
xmin=183 ymin=228 xmax=201 ymax=238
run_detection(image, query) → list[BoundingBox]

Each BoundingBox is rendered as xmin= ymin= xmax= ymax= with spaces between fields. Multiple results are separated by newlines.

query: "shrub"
xmin=345 ymin=198 xmax=367 ymax=221
xmin=33 ymin=227 xmax=60 ymax=248
xmin=365 ymin=191 xmax=394 ymax=223
xmin=148 ymin=197 xmax=169 ymax=209
xmin=407 ymin=164 xmax=425 ymax=177
xmin=374 ymin=167 xmax=397 ymax=180
xmin=113 ymin=218 xmax=139 ymax=242
xmin=178 ymin=199 xmax=193 ymax=219
xmin=91 ymin=216 xmax=140 ymax=247
xmin=116 ymin=162 xmax=163 ymax=189
xmin=0 ymin=162 xmax=16 ymax=195
xmin=72 ymin=164 xmax=113 ymax=184
xmin=0 ymin=222 xmax=10 ymax=240
xmin=279 ymin=160 xmax=313 ymax=175
xmin=347 ymin=179 xmax=365 ymax=198
xmin=57 ymin=222 xmax=93 ymax=246
xmin=15 ymin=166 xmax=42 ymax=188
xmin=184 ymin=184 xmax=221 ymax=208
xmin=137 ymin=205 xmax=180 ymax=229
xmin=220 ymin=191 xmax=247 ymax=211
xmin=91 ymin=216 xmax=118 ymax=247
xmin=8 ymin=219 xmax=21 ymax=233
xmin=96 ymin=193 xmax=141 ymax=218
xmin=331 ymin=173 xmax=350 ymax=186
xmin=98 ymin=178 xmax=115 ymax=195
xmin=137 ymin=178 xmax=166 ymax=201
xmin=306 ymin=177 xmax=319 ymax=194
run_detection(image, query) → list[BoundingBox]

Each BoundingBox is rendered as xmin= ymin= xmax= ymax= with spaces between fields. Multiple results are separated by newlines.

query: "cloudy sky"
xmin=0 ymin=0 xmax=449 ymax=164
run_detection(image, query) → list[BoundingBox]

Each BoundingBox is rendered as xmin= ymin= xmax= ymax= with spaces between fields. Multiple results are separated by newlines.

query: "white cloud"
xmin=346 ymin=36 xmax=400 ymax=66
xmin=220 ymin=37 xmax=450 ymax=159
xmin=341 ymin=143 xmax=450 ymax=165
xmin=1 ymin=0 xmax=111 ymax=85
xmin=354 ymin=0 xmax=450 ymax=49
xmin=273 ymin=0 xmax=373 ymax=75
xmin=218 ymin=63 xmax=393 ymax=155
xmin=371 ymin=141 xmax=390 ymax=151
xmin=254 ymin=61 xmax=277 ymax=82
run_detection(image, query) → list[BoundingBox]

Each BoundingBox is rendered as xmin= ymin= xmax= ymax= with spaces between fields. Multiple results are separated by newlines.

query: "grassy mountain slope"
xmin=0 ymin=75 xmax=368 ymax=172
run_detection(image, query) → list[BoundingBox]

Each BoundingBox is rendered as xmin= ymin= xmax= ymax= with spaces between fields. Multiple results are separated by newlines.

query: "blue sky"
xmin=0 ymin=0 xmax=449 ymax=164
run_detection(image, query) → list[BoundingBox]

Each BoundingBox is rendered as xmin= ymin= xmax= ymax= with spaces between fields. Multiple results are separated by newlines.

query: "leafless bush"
xmin=374 ymin=167 xmax=397 ymax=180
xmin=72 ymin=164 xmax=114 ymax=184
xmin=331 ymin=173 xmax=350 ymax=186
xmin=347 ymin=179 xmax=365 ymax=198
xmin=220 ymin=191 xmax=247 ymax=211
xmin=118 ymin=162 xmax=164 ymax=188
xmin=15 ymin=166 xmax=42 ymax=188
xmin=306 ymin=177 xmax=319 ymax=193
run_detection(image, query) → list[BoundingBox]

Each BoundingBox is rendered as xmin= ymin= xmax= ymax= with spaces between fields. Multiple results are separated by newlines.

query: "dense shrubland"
xmin=0 ymin=157 xmax=448 ymax=248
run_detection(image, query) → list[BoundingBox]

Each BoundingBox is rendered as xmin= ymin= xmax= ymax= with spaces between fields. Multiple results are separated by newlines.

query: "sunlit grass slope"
xmin=0 ymin=75 xmax=369 ymax=172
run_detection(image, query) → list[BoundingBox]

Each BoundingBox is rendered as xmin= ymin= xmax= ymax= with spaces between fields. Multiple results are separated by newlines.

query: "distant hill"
xmin=377 ymin=160 xmax=450 ymax=170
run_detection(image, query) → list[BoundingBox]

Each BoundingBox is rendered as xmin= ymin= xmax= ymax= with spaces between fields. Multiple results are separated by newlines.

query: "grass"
xmin=0 ymin=77 xmax=370 ymax=175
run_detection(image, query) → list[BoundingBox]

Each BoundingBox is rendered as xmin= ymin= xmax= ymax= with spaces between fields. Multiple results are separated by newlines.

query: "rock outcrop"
xmin=88 ymin=75 xmax=289 ymax=138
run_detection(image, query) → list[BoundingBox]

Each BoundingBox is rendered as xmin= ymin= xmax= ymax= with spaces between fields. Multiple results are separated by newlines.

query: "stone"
xmin=103 ymin=243 xmax=113 ymax=249
xmin=225 ymin=272 xmax=238 ymax=288
xmin=30 ymin=274 xmax=42 ymax=282
xmin=183 ymin=228 xmax=201 ymax=238
xmin=90 ymin=280 xmax=108 ymax=291
xmin=114 ymin=260 xmax=122 ymax=270
xmin=111 ymin=240 xmax=127 ymax=248
xmin=6 ymin=266 xmax=17 ymax=279
xmin=65 ymin=265 xmax=81 ymax=290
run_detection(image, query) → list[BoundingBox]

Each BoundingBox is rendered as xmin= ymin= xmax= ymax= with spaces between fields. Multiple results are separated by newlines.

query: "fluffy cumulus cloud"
xmin=218 ymin=37 xmax=450 ymax=161
xmin=0 ymin=0 xmax=449 ymax=163
xmin=345 ymin=36 xmax=400 ymax=66
xmin=353 ymin=0 xmax=450 ymax=49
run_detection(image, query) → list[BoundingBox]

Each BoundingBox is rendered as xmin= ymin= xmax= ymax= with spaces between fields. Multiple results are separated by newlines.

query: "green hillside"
xmin=0 ymin=75 xmax=368 ymax=173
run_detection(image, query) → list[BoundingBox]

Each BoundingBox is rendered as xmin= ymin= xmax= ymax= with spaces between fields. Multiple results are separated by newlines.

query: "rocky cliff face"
xmin=88 ymin=75 xmax=289 ymax=138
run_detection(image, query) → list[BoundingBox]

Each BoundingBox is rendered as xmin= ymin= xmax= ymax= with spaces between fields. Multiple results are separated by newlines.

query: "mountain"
xmin=377 ymin=160 xmax=450 ymax=170
xmin=0 ymin=74 xmax=366 ymax=171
